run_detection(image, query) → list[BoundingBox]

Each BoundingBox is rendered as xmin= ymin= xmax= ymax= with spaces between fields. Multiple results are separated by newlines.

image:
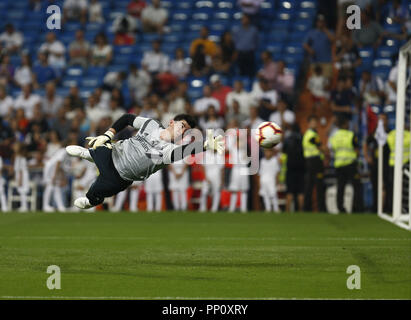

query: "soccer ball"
xmin=255 ymin=121 xmax=283 ymax=148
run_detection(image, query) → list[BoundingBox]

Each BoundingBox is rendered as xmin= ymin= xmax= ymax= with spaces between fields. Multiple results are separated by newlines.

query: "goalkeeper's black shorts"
xmin=86 ymin=146 xmax=133 ymax=206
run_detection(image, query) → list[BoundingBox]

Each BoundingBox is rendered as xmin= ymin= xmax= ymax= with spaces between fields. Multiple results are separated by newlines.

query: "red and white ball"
xmin=255 ymin=121 xmax=283 ymax=148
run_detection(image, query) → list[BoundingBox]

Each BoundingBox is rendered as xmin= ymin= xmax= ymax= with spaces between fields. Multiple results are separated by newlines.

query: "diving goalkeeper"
xmin=66 ymin=113 xmax=224 ymax=209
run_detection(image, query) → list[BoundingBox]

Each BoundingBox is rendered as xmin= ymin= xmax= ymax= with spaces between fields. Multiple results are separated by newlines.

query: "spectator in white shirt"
xmin=225 ymin=80 xmax=251 ymax=116
xmin=194 ymin=85 xmax=220 ymax=117
xmin=102 ymin=71 xmax=127 ymax=91
xmin=63 ymin=0 xmax=88 ymax=24
xmin=269 ymin=99 xmax=296 ymax=132
xmin=242 ymin=105 xmax=264 ymax=129
xmin=0 ymin=86 xmax=13 ymax=118
xmin=39 ymin=32 xmax=66 ymax=70
xmin=85 ymin=94 xmax=109 ymax=130
xmin=167 ymin=89 xmax=186 ymax=115
xmin=199 ymin=105 xmax=225 ymax=133
xmin=0 ymin=23 xmax=23 ymax=54
xmin=142 ymin=40 xmax=169 ymax=74
xmin=108 ymin=98 xmax=126 ymax=122
xmin=170 ymin=48 xmax=190 ymax=79
xmin=91 ymin=33 xmax=113 ymax=67
xmin=14 ymin=54 xmax=35 ymax=88
xmin=69 ymin=30 xmax=91 ymax=68
xmin=385 ymin=62 xmax=399 ymax=105
xmin=141 ymin=0 xmax=168 ymax=33
xmin=14 ymin=84 xmax=41 ymax=119
xmin=89 ymin=0 xmax=105 ymax=23
xmin=274 ymin=60 xmax=295 ymax=96
xmin=250 ymin=77 xmax=278 ymax=120
xmin=42 ymin=81 xmax=63 ymax=118
xmin=128 ymin=63 xmax=152 ymax=104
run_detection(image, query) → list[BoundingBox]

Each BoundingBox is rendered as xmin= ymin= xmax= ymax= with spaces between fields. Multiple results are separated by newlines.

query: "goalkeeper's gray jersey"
xmin=111 ymin=117 xmax=179 ymax=182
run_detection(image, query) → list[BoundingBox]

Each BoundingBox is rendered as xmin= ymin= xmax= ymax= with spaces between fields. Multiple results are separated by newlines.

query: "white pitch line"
xmin=0 ymin=296 xmax=402 ymax=300
xmin=0 ymin=236 xmax=410 ymax=241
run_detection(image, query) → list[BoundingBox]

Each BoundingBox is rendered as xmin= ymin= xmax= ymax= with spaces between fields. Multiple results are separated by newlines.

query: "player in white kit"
xmin=0 ymin=156 xmax=8 ymax=211
xmin=113 ymin=181 xmax=143 ymax=212
xmin=71 ymin=158 xmax=97 ymax=211
xmin=227 ymin=133 xmax=249 ymax=213
xmin=168 ymin=159 xmax=189 ymax=211
xmin=42 ymin=147 xmax=69 ymax=212
xmin=199 ymin=149 xmax=225 ymax=212
xmin=65 ymin=114 xmax=224 ymax=210
xmin=144 ymin=169 xmax=163 ymax=212
xmin=259 ymin=148 xmax=281 ymax=212
xmin=13 ymin=143 xmax=30 ymax=212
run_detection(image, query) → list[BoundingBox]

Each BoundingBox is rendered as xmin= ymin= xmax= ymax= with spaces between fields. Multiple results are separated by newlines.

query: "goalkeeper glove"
xmin=86 ymin=130 xmax=114 ymax=149
xmin=204 ymin=129 xmax=225 ymax=155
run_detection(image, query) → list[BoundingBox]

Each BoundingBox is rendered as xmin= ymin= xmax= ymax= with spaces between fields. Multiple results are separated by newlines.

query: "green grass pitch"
xmin=0 ymin=211 xmax=410 ymax=300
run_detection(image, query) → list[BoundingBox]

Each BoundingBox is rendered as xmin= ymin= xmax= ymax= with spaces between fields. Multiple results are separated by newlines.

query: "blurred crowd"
xmin=0 ymin=0 xmax=410 ymax=213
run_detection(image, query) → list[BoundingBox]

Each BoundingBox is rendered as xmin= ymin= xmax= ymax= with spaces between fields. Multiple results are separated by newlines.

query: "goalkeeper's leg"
xmin=66 ymin=145 xmax=94 ymax=162
xmin=74 ymin=146 xmax=132 ymax=209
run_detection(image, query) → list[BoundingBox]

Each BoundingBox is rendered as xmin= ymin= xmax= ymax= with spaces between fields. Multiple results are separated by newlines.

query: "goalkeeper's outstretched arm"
xmin=86 ymin=114 xmax=148 ymax=149
xmin=170 ymin=130 xmax=225 ymax=162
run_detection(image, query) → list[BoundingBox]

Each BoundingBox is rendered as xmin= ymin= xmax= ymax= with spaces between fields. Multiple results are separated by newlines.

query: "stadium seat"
xmin=86 ymin=67 xmax=107 ymax=77
xmin=376 ymin=46 xmax=397 ymax=59
xmin=163 ymin=34 xmax=181 ymax=44
xmin=210 ymin=21 xmax=231 ymax=33
xmin=85 ymin=23 xmax=105 ymax=33
xmin=6 ymin=10 xmax=25 ymax=21
xmin=187 ymin=23 xmax=206 ymax=32
xmin=373 ymin=58 xmax=392 ymax=69
xmin=79 ymin=89 xmax=94 ymax=100
xmin=213 ymin=11 xmax=232 ymax=21
xmin=114 ymin=45 xmax=136 ymax=55
xmin=187 ymin=87 xmax=203 ymax=101
xmin=112 ymin=54 xmax=133 ymax=66
xmin=62 ymin=76 xmax=81 ymax=88
xmin=271 ymin=20 xmax=290 ymax=33
xmin=300 ymin=1 xmax=317 ymax=10
xmin=170 ymin=9 xmax=192 ymax=21
xmin=160 ymin=0 xmax=174 ymax=10
xmin=195 ymin=1 xmax=215 ymax=9
xmin=175 ymin=1 xmax=194 ymax=10
xmin=383 ymin=22 xmax=402 ymax=34
xmin=162 ymin=44 xmax=178 ymax=56
xmin=81 ymin=76 xmax=102 ymax=88
xmin=188 ymin=77 xmax=207 ymax=88
xmin=107 ymin=65 xmax=128 ymax=73
xmin=191 ymin=12 xmax=211 ymax=20
xmin=216 ymin=1 xmax=234 ymax=10
xmin=169 ymin=21 xmax=187 ymax=32
xmin=260 ymin=1 xmax=274 ymax=19
xmin=65 ymin=67 xmax=84 ymax=77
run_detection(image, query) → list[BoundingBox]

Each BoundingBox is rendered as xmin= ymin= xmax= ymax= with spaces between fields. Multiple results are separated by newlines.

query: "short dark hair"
xmin=337 ymin=115 xmax=349 ymax=128
xmin=307 ymin=114 xmax=318 ymax=122
xmin=174 ymin=114 xmax=197 ymax=129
